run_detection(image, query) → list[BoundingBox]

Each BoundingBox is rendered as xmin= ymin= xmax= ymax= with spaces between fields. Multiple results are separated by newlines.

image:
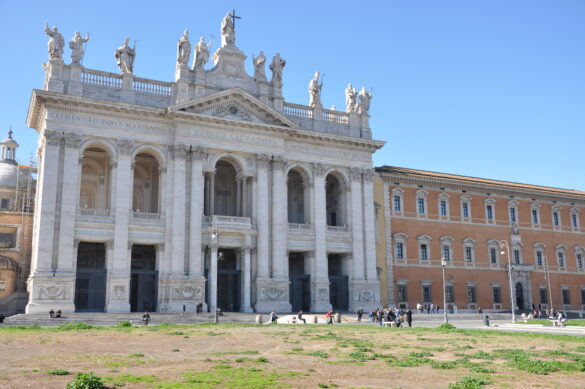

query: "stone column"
xmin=236 ymin=175 xmax=242 ymax=216
xmin=26 ymin=131 xmax=65 ymax=313
xmin=209 ymin=171 xmax=215 ymax=215
xmin=241 ymin=176 xmax=248 ymax=217
xmin=241 ymin=236 xmax=253 ymax=312
xmin=56 ymin=133 xmax=82 ymax=276
xmin=106 ymin=139 xmax=134 ymax=313
xmin=382 ymin=181 xmax=395 ymax=307
xmin=349 ymin=168 xmax=366 ymax=284
xmin=105 ymin=239 xmax=128 ymax=312
xmin=209 ymin=238 xmax=218 ymax=313
xmin=311 ymin=163 xmax=332 ymax=312
xmin=187 ymin=147 xmax=206 ymax=311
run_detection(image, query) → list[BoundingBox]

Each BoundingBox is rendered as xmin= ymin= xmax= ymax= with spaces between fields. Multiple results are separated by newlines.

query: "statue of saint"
xmin=114 ymin=37 xmax=136 ymax=74
xmin=252 ymin=51 xmax=267 ymax=81
xmin=512 ymin=222 xmax=520 ymax=235
xmin=44 ymin=23 xmax=65 ymax=62
xmin=193 ymin=37 xmax=212 ymax=70
xmin=357 ymin=87 xmax=373 ymax=114
xmin=69 ymin=31 xmax=90 ymax=65
xmin=345 ymin=84 xmax=358 ymax=113
xmin=269 ymin=53 xmax=286 ymax=85
xmin=221 ymin=12 xmax=235 ymax=46
xmin=177 ymin=30 xmax=191 ymax=66
xmin=308 ymin=71 xmax=323 ymax=108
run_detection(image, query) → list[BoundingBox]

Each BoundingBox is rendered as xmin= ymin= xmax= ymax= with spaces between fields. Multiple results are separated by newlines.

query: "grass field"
xmin=1 ymin=322 xmax=584 ymax=388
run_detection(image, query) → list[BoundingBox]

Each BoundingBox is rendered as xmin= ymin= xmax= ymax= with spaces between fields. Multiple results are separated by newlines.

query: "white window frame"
xmin=438 ymin=193 xmax=450 ymax=219
xmin=397 ymin=279 xmax=408 ymax=305
xmin=508 ymin=200 xmax=519 ymax=224
xmin=440 ymin=236 xmax=453 ymax=262
xmin=487 ymin=239 xmax=500 ymax=266
xmin=462 ymin=238 xmax=476 ymax=264
xmin=416 ymin=190 xmax=428 ymax=217
xmin=570 ymin=207 xmax=580 ymax=231
xmin=417 ymin=234 xmax=432 ymax=261
xmin=533 ymin=243 xmax=545 ymax=267
xmin=460 ymin=195 xmax=472 ymax=222
xmin=484 ymin=198 xmax=496 ymax=224
xmin=391 ymin=188 xmax=404 ymax=216
xmin=393 ymin=233 xmax=408 ymax=261
xmin=531 ymin=203 xmax=541 ymax=227
xmin=512 ymin=244 xmax=523 ymax=265
xmin=551 ymin=205 xmax=562 ymax=230
xmin=556 ymin=245 xmax=567 ymax=270
xmin=575 ymin=246 xmax=585 ymax=271
xmin=561 ymin=285 xmax=571 ymax=306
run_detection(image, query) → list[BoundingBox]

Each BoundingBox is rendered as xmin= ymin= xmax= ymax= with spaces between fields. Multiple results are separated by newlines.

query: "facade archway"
xmin=287 ymin=168 xmax=308 ymax=224
xmin=132 ymin=153 xmax=160 ymax=213
xmin=325 ymin=173 xmax=346 ymax=226
xmin=213 ymin=160 xmax=238 ymax=216
xmin=79 ymin=146 xmax=112 ymax=210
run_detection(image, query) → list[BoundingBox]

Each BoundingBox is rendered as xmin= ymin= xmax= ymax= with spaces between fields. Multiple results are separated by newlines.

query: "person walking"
xmin=297 ymin=310 xmax=306 ymax=324
xmin=356 ymin=307 xmax=364 ymax=322
xmin=325 ymin=310 xmax=334 ymax=325
xmin=406 ymin=308 xmax=412 ymax=327
xmin=270 ymin=311 xmax=278 ymax=323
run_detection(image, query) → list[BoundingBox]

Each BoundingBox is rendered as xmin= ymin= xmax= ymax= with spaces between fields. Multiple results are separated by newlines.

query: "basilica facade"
xmin=25 ymin=15 xmax=382 ymax=314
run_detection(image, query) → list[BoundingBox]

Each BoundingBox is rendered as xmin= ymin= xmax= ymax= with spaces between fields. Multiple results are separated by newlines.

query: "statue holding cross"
xmin=221 ymin=10 xmax=240 ymax=47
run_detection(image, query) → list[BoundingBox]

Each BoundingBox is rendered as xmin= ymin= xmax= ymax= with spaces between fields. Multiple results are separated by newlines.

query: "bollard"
xmin=335 ymin=313 xmax=341 ymax=323
xmin=313 ymin=315 xmax=318 ymax=323
xmin=256 ymin=315 xmax=263 ymax=324
xmin=483 ymin=315 xmax=489 ymax=327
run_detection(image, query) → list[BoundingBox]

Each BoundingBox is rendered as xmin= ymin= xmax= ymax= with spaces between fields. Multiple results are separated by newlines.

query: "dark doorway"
xmin=130 ymin=245 xmax=158 ymax=312
xmin=289 ymin=252 xmax=310 ymax=312
xmin=515 ymin=282 xmax=524 ymax=311
xmin=75 ymin=242 xmax=106 ymax=312
xmin=217 ymin=249 xmax=240 ymax=312
xmin=328 ymin=254 xmax=349 ymax=311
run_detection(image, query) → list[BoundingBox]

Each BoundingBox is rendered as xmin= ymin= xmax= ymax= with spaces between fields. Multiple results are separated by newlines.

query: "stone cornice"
xmin=378 ymin=168 xmax=585 ymax=205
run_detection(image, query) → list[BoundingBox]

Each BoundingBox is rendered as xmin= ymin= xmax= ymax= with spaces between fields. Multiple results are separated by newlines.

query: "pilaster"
xmin=310 ymin=163 xmax=331 ymax=312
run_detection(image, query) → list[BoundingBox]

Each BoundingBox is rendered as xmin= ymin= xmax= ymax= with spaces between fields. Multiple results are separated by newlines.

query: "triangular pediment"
xmin=168 ymin=88 xmax=298 ymax=128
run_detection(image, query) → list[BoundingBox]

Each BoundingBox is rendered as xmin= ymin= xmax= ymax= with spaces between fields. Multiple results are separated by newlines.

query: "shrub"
xmin=449 ymin=375 xmax=491 ymax=389
xmin=438 ymin=323 xmax=456 ymax=330
xmin=308 ymin=351 xmax=329 ymax=359
xmin=47 ymin=368 xmax=69 ymax=375
xmin=66 ymin=372 xmax=104 ymax=389
xmin=117 ymin=321 xmax=132 ymax=327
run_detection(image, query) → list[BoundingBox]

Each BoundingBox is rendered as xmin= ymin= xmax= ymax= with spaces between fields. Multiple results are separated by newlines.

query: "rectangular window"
xmin=509 ymin=207 xmax=516 ymax=223
xmin=417 ymin=198 xmax=425 ymax=214
xmin=539 ymin=288 xmax=548 ymax=304
xmin=572 ymin=214 xmax=578 ymax=228
xmin=467 ymin=286 xmax=477 ymax=303
xmin=577 ymin=254 xmax=583 ymax=269
xmin=445 ymin=285 xmax=454 ymax=303
xmin=393 ymin=195 xmax=401 ymax=212
xmin=440 ymin=200 xmax=447 ymax=216
xmin=462 ymin=203 xmax=469 ymax=218
xmin=0 ymin=199 xmax=9 ymax=209
xmin=422 ymin=286 xmax=431 ymax=303
xmin=442 ymin=245 xmax=450 ymax=261
xmin=536 ymin=251 xmax=543 ymax=266
xmin=398 ymin=284 xmax=408 ymax=302
xmin=486 ymin=205 xmax=493 ymax=220
xmin=493 ymin=287 xmax=502 ymax=304
xmin=395 ymin=242 xmax=404 ymax=259
xmin=562 ymin=288 xmax=570 ymax=305
xmin=553 ymin=212 xmax=559 ymax=227
xmin=558 ymin=252 xmax=565 ymax=268
xmin=581 ymin=289 xmax=585 ymax=305
xmin=513 ymin=249 xmax=521 ymax=265
xmin=532 ymin=209 xmax=539 ymax=224
xmin=490 ymin=248 xmax=497 ymax=264
xmin=465 ymin=247 xmax=473 ymax=262
xmin=0 ymin=227 xmax=17 ymax=249
xmin=420 ymin=244 xmax=428 ymax=260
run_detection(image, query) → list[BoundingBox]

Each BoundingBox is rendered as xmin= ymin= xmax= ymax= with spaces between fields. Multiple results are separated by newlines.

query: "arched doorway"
xmin=515 ymin=282 xmax=524 ymax=311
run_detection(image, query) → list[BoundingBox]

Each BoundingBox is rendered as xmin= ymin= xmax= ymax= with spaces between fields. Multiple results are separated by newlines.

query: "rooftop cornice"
xmin=376 ymin=165 xmax=585 ymax=204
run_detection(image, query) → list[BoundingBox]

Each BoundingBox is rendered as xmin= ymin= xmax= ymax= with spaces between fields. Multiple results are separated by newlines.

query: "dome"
xmin=0 ymin=161 xmax=18 ymax=187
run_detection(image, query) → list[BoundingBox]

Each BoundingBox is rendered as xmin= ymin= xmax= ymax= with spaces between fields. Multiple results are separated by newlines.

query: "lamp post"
xmin=499 ymin=240 xmax=516 ymax=323
xmin=441 ymin=257 xmax=448 ymax=324
xmin=543 ymin=254 xmax=554 ymax=316
xmin=211 ymin=228 xmax=219 ymax=324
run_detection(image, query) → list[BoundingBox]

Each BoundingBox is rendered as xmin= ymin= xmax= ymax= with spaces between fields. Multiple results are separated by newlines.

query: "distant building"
xmin=0 ymin=130 xmax=36 ymax=315
xmin=375 ymin=166 xmax=585 ymax=314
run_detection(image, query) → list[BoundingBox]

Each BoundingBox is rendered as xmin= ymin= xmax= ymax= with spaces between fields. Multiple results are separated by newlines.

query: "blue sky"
xmin=1 ymin=1 xmax=584 ymax=190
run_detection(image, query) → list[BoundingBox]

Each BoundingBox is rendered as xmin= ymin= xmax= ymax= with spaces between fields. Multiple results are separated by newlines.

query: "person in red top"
xmin=325 ymin=310 xmax=334 ymax=325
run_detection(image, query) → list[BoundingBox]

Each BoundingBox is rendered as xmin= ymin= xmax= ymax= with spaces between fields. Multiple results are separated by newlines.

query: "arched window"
xmin=287 ymin=169 xmax=309 ymax=224
xmin=325 ymin=173 xmax=346 ymax=226
xmin=79 ymin=145 xmax=113 ymax=210
xmin=132 ymin=152 xmax=160 ymax=213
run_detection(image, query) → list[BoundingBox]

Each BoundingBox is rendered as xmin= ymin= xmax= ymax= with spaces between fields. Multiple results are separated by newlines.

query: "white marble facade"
xmin=25 ymin=17 xmax=383 ymax=314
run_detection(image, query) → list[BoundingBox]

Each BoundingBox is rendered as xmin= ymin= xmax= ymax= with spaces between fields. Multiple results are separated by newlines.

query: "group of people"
xmin=416 ymin=303 xmax=440 ymax=314
xmin=369 ymin=307 xmax=413 ymax=327
xmin=48 ymin=309 xmax=62 ymax=318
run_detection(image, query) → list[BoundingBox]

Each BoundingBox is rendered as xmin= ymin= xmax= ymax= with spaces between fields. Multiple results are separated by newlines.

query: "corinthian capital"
xmin=349 ymin=167 xmax=362 ymax=181
xmin=363 ymin=168 xmax=375 ymax=182
xmin=117 ymin=138 xmax=134 ymax=155
xmin=63 ymin=133 xmax=82 ymax=148
xmin=272 ymin=156 xmax=288 ymax=170
xmin=43 ymin=130 xmax=62 ymax=146
xmin=256 ymin=154 xmax=271 ymax=168
xmin=191 ymin=145 xmax=208 ymax=161
xmin=313 ymin=163 xmax=328 ymax=177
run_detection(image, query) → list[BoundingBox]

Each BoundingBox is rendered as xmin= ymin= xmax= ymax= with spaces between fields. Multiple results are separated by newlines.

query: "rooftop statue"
xmin=115 ymin=37 xmax=136 ymax=74
xmin=177 ymin=30 xmax=191 ymax=66
xmin=252 ymin=51 xmax=267 ymax=81
xmin=357 ymin=87 xmax=373 ymax=115
xmin=345 ymin=84 xmax=358 ymax=113
xmin=193 ymin=37 xmax=212 ymax=70
xmin=69 ymin=31 xmax=90 ymax=66
xmin=44 ymin=23 xmax=65 ymax=62
xmin=221 ymin=11 xmax=235 ymax=46
xmin=308 ymin=71 xmax=323 ymax=108
xmin=269 ymin=53 xmax=286 ymax=85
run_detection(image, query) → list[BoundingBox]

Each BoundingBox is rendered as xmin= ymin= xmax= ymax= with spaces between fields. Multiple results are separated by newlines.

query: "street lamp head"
xmin=441 ymin=257 xmax=447 ymax=267
xmin=500 ymin=250 xmax=505 ymax=255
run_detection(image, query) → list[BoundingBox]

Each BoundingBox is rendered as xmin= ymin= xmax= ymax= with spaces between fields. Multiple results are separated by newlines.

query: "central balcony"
xmin=202 ymin=215 xmax=255 ymax=230
xmin=130 ymin=211 xmax=165 ymax=226
xmin=76 ymin=208 xmax=114 ymax=223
